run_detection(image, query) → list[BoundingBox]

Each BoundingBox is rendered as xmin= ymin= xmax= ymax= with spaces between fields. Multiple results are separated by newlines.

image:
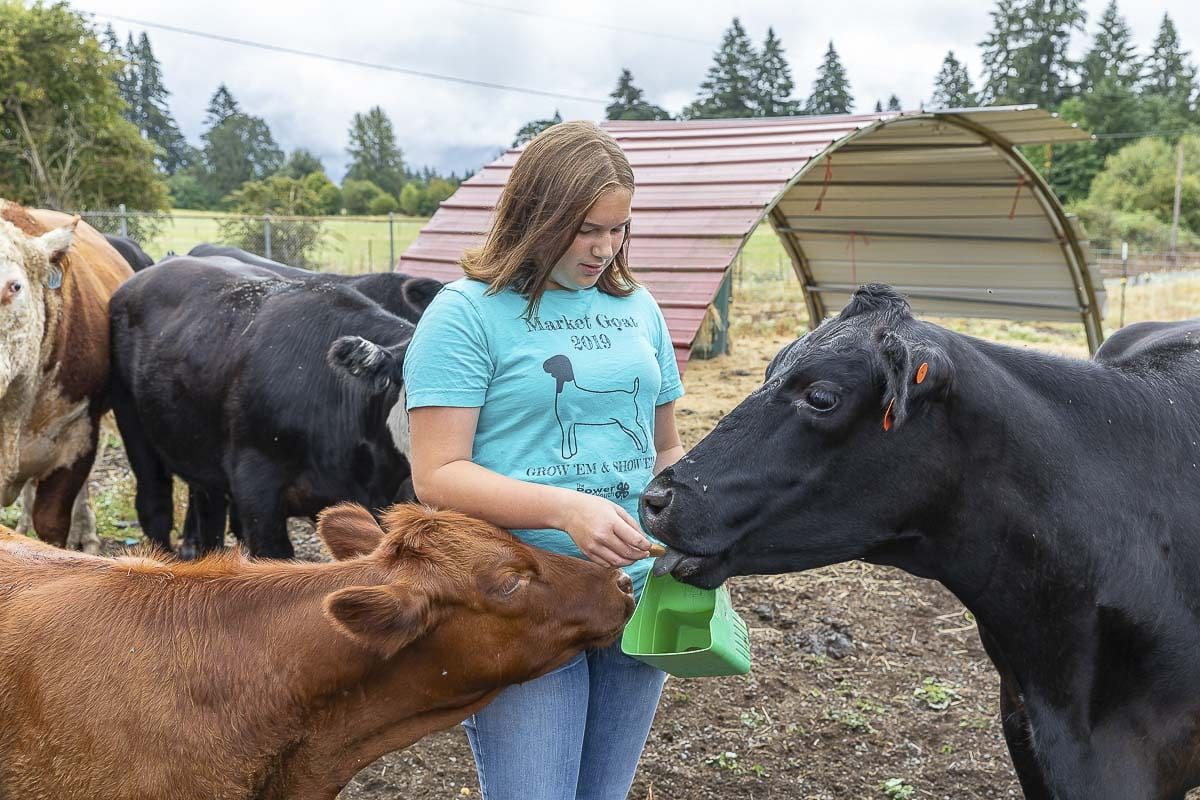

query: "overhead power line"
xmin=82 ymin=9 xmax=608 ymax=104
xmin=449 ymin=0 xmax=712 ymax=46
xmin=1092 ymin=126 xmax=1200 ymax=140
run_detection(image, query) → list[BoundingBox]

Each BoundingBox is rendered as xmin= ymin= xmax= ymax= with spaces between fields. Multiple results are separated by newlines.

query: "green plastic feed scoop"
xmin=621 ymin=571 xmax=751 ymax=677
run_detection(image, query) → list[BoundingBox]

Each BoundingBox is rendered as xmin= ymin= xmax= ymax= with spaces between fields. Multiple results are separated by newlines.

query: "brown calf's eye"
xmin=499 ymin=574 xmax=524 ymax=598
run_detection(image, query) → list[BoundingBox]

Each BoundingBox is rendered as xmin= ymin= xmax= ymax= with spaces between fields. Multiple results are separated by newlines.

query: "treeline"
xmin=518 ymin=4 xmax=1199 ymax=248
xmin=0 ymin=3 xmax=463 ymax=217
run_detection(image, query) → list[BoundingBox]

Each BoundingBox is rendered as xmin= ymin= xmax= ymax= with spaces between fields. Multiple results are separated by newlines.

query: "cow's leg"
xmin=15 ymin=481 xmax=35 ymax=535
xmin=112 ymin=388 xmax=174 ymax=551
xmin=977 ymin=625 xmax=1054 ymax=798
xmin=65 ymin=481 xmax=101 ymax=554
xmin=997 ymin=677 xmax=1053 ymax=799
xmin=230 ymin=451 xmax=293 ymax=559
xmin=30 ymin=456 xmax=93 ymax=548
xmin=179 ymin=486 xmax=228 ymax=560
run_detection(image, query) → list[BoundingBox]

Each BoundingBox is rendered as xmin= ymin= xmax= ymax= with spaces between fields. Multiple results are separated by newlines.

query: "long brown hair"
xmin=462 ymin=121 xmax=638 ymax=316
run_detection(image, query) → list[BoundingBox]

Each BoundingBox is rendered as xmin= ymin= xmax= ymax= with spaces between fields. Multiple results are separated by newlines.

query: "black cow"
xmin=110 ymin=257 xmax=413 ymax=558
xmin=642 ymin=284 xmax=1200 ymax=800
xmin=187 ymin=243 xmax=441 ymax=324
xmin=103 ymin=234 xmax=155 ymax=271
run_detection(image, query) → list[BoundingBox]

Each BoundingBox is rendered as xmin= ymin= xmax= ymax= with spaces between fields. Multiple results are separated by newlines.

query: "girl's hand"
xmin=560 ymin=493 xmax=654 ymax=568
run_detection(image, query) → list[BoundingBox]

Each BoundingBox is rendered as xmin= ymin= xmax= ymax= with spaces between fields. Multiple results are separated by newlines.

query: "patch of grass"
xmin=0 ymin=504 xmax=21 ymax=529
xmin=92 ymin=474 xmax=140 ymax=541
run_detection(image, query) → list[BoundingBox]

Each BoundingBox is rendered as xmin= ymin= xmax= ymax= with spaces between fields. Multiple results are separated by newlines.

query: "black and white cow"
xmin=110 ymin=256 xmax=413 ymax=558
xmin=643 ymin=284 xmax=1200 ymax=800
xmin=187 ymin=243 xmax=441 ymax=325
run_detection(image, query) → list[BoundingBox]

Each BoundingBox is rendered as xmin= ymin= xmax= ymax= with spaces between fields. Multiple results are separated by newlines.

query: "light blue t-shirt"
xmin=403 ymin=277 xmax=684 ymax=594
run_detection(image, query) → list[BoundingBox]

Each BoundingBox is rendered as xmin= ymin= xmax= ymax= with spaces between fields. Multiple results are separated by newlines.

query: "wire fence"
xmin=79 ymin=207 xmax=429 ymax=274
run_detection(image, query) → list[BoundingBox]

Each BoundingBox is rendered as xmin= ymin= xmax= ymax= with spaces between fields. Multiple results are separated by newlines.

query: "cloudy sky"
xmin=75 ymin=0 xmax=1199 ymax=181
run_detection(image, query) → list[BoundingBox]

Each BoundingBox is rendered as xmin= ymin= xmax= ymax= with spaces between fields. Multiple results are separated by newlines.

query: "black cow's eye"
xmin=803 ymin=386 xmax=839 ymax=412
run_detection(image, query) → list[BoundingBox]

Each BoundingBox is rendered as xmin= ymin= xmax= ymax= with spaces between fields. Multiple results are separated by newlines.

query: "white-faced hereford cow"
xmin=110 ymin=256 xmax=418 ymax=559
xmin=0 ymin=201 xmax=132 ymax=550
xmin=643 ymin=284 xmax=1200 ymax=800
xmin=0 ymin=503 xmax=635 ymax=799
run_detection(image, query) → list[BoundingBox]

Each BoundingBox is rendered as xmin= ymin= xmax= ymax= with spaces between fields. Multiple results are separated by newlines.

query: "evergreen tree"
xmin=1140 ymin=13 xmax=1197 ymax=109
xmin=605 ymin=69 xmax=670 ymax=121
xmin=683 ymin=18 xmax=758 ymax=118
xmin=126 ymin=33 xmax=192 ymax=174
xmin=345 ymin=106 xmax=406 ymax=198
xmin=1023 ymin=0 xmax=1086 ymax=108
xmin=886 ymin=94 xmax=902 ymax=111
xmin=805 ymin=42 xmax=854 ymax=115
xmin=931 ymin=50 xmax=976 ymax=108
xmin=1079 ymin=0 xmax=1140 ymax=92
xmin=754 ymin=27 xmax=798 ymax=116
xmin=198 ymin=86 xmax=283 ymax=203
xmin=512 ymin=110 xmax=562 ymax=147
xmin=978 ymin=0 xmax=1024 ymax=104
xmin=281 ymin=148 xmax=325 ymax=179
xmin=874 ymin=100 xmax=883 ymax=113
xmin=205 ymin=85 xmax=241 ymax=127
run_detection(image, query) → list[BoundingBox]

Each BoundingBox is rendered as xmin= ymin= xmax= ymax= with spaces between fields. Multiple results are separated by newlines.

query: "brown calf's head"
xmin=316 ymin=503 xmax=635 ymax=692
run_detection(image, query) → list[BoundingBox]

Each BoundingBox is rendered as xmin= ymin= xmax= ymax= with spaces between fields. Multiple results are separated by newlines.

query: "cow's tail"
xmin=328 ymin=336 xmax=407 ymax=393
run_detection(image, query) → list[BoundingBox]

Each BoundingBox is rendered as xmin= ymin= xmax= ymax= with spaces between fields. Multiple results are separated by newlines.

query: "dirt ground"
xmin=51 ymin=302 xmax=1195 ymax=800
xmin=56 ymin=325 xmax=1020 ymax=800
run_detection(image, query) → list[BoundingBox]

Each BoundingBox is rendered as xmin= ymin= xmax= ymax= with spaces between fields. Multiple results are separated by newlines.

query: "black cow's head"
xmin=642 ymin=284 xmax=959 ymax=588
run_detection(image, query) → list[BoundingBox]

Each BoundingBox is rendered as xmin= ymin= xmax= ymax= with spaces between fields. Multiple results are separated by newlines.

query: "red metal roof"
xmin=396 ymin=108 xmax=1093 ymax=370
xmin=399 ymin=114 xmax=872 ymax=371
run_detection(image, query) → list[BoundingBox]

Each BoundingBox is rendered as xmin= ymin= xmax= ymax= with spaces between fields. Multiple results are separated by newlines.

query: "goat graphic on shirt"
xmin=542 ymin=354 xmax=648 ymax=460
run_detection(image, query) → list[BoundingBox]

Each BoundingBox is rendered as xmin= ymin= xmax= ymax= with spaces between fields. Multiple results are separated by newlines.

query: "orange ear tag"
xmin=915 ymin=362 xmax=929 ymax=384
xmin=882 ymin=397 xmax=895 ymax=431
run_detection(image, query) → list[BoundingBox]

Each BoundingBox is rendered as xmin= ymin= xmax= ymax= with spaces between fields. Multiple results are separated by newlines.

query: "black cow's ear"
xmin=324 ymin=584 xmax=433 ymax=659
xmin=876 ymin=333 xmax=953 ymax=430
xmin=317 ymin=502 xmax=384 ymax=560
xmin=908 ymin=345 xmax=954 ymax=406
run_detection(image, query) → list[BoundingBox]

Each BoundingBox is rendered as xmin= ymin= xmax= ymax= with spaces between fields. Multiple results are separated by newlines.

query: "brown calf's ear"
xmin=316 ymin=502 xmax=384 ymax=560
xmin=324 ymin=584 xmax=433 ymax=659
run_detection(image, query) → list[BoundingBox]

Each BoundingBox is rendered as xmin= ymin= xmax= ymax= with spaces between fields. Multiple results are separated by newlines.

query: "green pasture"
xmin=134 ymin=210 xmax=431 ymax=273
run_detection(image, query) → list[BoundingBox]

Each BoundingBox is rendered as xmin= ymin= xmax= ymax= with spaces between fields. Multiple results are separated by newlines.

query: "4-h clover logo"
xmin=615 ymin=482 xmax=630 ymax=500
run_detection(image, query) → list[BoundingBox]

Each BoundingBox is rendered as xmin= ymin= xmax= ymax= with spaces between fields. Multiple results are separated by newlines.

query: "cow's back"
xmin=1096 ymin=318 xmax=1200 ymax=376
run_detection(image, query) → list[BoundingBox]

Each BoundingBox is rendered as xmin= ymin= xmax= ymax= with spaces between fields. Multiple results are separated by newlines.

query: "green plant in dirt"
xmin=857 ymin=698 xmax=886 ymax=716
xmin=914 ymin=677 xmax=960 ymax=711
xmin=881 ymin=777 xmax=915 ymax=799
xmin=739 ymin=708 xmax=764 ymax=729
xmin=748 ymin=763 xmax=767 ymax=779
xmin=826 ymin=707 xmax=874 ymax=733
xmin=706 ymin=751 xmax=742 ymax=774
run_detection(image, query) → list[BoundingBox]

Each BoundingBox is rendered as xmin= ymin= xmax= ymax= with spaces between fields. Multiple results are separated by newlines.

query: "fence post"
xmin=1119 ymin=241 xmax=1128 ymax=329
xmin=263 ymin=213 xmax=272 ymax=260
xmin=118 ymin=203 xmax=128 ymax=237
xmin=389 ymin=212 xmax=395 ymax=270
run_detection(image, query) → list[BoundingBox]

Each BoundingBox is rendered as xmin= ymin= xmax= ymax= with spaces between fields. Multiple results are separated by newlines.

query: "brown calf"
xmin=0 ymin=503 xmax=634 ymax=799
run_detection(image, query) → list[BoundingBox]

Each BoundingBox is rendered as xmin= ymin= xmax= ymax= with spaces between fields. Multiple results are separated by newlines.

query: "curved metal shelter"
xmin=398 ymin=106 xmax=1102 ymax=372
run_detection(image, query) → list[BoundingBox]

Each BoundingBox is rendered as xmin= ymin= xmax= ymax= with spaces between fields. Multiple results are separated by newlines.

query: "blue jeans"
xmin=463 ymin=639 xmax=665 ymax=800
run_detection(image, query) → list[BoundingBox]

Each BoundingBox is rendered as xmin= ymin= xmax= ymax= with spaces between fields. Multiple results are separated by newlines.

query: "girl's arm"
xmin=409 ymin=405 xmax=654 ymax=568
